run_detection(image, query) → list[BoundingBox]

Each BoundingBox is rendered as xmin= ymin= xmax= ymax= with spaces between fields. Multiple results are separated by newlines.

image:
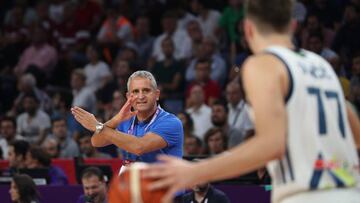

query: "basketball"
xmin=108 ymin=163 xmax=167 ymax=203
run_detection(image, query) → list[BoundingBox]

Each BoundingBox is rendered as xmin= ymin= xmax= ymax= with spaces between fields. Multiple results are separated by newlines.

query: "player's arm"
xmin=190 ymin=55 xmax=287 ymax=183
xmin=346 ymin=102 xmax=360 ymax=151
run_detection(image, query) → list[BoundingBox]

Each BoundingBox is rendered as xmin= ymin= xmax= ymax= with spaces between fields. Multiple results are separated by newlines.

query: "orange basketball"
xmin=108 ymin=162 xmax=167 ymax=203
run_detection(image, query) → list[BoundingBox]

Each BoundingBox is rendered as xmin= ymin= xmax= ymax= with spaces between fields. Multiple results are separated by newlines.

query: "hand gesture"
xmin=71 ymin=106 xmax=98 ymax=132
xmin=107 ymin=95 xmax=138 ymax=128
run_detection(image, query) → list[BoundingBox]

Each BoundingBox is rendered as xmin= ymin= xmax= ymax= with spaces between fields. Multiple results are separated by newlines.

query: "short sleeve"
xmin=149 ymin=116 xmax=183 ymax=147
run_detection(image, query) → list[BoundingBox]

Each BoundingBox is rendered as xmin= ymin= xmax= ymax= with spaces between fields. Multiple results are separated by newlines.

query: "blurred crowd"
xmin=0 ymin=0 xmax=359 ymax=167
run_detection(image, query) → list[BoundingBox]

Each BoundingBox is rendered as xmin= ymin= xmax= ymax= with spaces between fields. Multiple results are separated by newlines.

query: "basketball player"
xmin=71 ymin=71 xmax=183 ymax=166
xmin=145 ymin=0 xmax=360 ymax=202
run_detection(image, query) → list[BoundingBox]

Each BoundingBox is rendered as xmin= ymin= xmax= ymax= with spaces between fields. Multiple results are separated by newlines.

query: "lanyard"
xmin=127 ymin=106 xmax=161 ymax=135
xmin=124 ymin=106 xmax=161 ymax=162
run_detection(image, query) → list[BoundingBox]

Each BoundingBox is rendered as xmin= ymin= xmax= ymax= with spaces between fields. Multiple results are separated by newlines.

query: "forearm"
xmin=193 ymin=135 xmax=283 ymax=184
xmin=105 ymin=118 xmax=123 ymax=129
xmin=100 ymin=126 xmax=144 ymax=155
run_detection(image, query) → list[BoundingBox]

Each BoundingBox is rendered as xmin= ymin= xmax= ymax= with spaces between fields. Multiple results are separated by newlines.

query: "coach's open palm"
xmin=71 ymin=106 xmax=98 ymax=132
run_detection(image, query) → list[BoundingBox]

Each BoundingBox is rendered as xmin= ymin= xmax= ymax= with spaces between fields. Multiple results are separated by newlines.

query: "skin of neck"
xmin=250 ymin=33 xmax=294 ymax=54
xmin=136 ymin=103 xmax=157 ymax=121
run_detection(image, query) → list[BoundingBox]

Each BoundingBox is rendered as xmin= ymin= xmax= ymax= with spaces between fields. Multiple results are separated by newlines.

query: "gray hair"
xmin=127 ymin=70 xmax=158 ymax=91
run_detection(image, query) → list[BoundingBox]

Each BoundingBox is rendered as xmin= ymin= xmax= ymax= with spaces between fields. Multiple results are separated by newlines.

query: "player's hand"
xmin=144 ymin=155 xmax=198 ymax=203
xmin=110 ymin=95 xmax=138 ymax=125
xmin=71 ymin=106 xmax=98 ymax=132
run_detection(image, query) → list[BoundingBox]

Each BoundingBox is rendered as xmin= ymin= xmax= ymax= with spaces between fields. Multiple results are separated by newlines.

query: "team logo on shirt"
xmin=310 ymin=153 xmax=358 ymax=189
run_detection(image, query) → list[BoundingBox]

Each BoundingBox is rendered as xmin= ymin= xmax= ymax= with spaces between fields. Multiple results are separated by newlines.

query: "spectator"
xmin=7 ymin=140 xmax=29 ymax=171
xmin=48 ymin=0 xmax=65 ymax=25
xmin=151 ymin=37 xmax=184 ymax=104
xmin=185 ymin=36 xmax=227 ymax=86
xmin=78 ymin=132 xmax=111 ymax=159
xmin=1 ymin=2 xmax=29 ymax=70
xmin=184 ymin=135 xmax=203 ymax=156
xmin=48 ymin=117 xmax=79 ymax=158
xmin=218 ymin=0 xmax=244 ymax=44
xmin=97 ymin=7 xmax=134 ymax=52
xmin=203 ymin=128 xmax=227 ymax=155
xmin=96 ymin=58 xmax=130 ymax=110
xmin=306 ymin=32 xmax=337 ymax=60
xmin=186 ymin=20 xmax=204 ymax=59
xmin=190 ymin=0 xmax=221 ymax=38
xmin=32 ymin=1 xmax=55 ymax=42
xmin=211 ymin=100 xmax=244 ymax=148
xmin=9 ymin=174 xmax=40 ymax=203
xmin=102 ymin=90 xmax=126 ymax=122
xmin=71 ymin=69 xmax=96 ymax=114
xmin=0 ymin=117 xmax=23 ymax=159
xmin=182 ymin=178 xmax=230 ymax=202
xmin=300 ymin=13 xmax=335 ymax=49
xmin=332 ymin=3 xmax=360 ymax=64
xmin=41 ymin=137 xmax=60 ymax=158
xmin=133 ymin=15 xmax=155 ymax=67
xmin=186 ymin=85 xmax=213 ymax=140
xmin=307 ymin=0 xmax=341 ymax=28
xmin=83 ymin=43 xmax=112 ymax=93
xmin=151 ymin=11 xmax=192 ymax=62
xmin=10 ymin=73 xmax=52 ymax=115
xmin=53 ymin=1 xmax=78 ymax=52
xmin=16 ymin=93 xmax=51 ymax=144
xmin=25 ymin=146 xmax=69 ymax=185
xmin=186 ymin=59 xmax=221 ymax=106
xmin=225 ymin=82 xmax=253 ymax=137
xmin=14 ymin=25 xmax=58 ymax=81
xmin=77 ymin=166 xmax=107 ymax=203
xmin=73 ymin=0 xmax=102 ymax=34
xmin=177 ymin=111 xmax=194 ymax=138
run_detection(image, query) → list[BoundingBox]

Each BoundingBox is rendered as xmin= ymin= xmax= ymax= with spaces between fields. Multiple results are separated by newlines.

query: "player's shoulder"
xmin=242 ymin=54 xmax=287 ymax=78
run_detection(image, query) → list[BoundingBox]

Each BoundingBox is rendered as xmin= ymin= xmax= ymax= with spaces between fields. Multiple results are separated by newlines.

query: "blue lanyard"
xmin=127 ymin=106 xmax=161 ymax=135
xmin=124 ymin=106 xmax=161 ymax=161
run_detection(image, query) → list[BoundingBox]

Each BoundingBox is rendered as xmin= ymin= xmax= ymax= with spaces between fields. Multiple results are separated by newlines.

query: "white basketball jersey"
xmin=264 ymin=46 xmax=360 ymax=203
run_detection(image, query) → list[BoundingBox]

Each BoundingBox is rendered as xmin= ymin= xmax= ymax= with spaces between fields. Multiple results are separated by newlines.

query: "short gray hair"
xmin=127 ymin=70 xmax=158 ymax=91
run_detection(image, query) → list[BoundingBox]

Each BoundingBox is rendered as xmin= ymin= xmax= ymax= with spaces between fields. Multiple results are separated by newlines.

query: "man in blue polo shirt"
xmin=71 ymin=70 xmax=183 ymax=164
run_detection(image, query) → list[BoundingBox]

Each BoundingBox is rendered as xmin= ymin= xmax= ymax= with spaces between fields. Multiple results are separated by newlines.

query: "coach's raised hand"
xmin=71 ymin=106 xmax=98 ymax=132
xmin=106 ymin=95 xmax=138 ymax=129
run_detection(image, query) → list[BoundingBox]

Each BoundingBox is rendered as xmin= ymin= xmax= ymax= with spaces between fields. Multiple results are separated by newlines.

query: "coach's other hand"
xmin=71 ymin=106 xmax=98 ymax=132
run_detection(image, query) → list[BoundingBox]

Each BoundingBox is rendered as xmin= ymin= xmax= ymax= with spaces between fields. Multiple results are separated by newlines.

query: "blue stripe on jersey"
xmin=310 ymin=168 xmax=323 ymax=190
xmin=324 ymin=91 xmax=346 ymax=138
xmin=265 ymin=52 xmax=294 ymax=103
xmin=328 ymin=170 xmax=345 ymax=187
xmin=279 ymin=160 xmax=286 ymax=183
xmin=285 ymin=149 xmax=295 ymax=181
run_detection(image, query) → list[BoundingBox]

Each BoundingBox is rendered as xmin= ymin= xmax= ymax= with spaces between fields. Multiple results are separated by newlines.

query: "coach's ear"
xmin=126 ymin=92 xmax=130 ymax=99
xmin=155 ymin=89 xmax=160 ymax=101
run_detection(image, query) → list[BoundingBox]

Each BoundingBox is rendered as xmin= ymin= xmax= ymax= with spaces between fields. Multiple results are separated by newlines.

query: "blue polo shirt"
xmin=116 ymin=107 xmax=183 ymax=163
